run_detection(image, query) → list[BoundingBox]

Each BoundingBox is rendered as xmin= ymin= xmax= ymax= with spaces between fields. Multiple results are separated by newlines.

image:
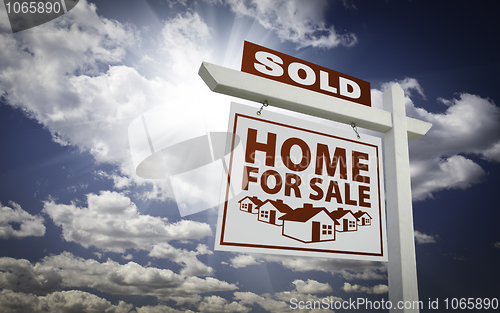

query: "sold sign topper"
xmin=241 ymin=41 xmax=371 ymax=107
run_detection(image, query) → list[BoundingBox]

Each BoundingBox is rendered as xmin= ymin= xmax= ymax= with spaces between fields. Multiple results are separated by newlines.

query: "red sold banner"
xmin=241 ymin=41 xmax=371 ymax=107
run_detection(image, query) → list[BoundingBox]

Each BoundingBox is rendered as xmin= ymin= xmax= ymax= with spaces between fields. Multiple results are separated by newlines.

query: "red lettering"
xmin=315 ymin=144 xmax=347 ymax=179
xmin=359 ymin=185 xmax=371 ymax=208
xmin=344 ymin=182 xmax=357 ymax=206
xmin=245 ymin=128 xmax=276 ymax=167
xmin=352 ymin=151 xmax=370 ymax=184
xmin=325 ymin=180 xmax=342 ymax=203
xmin=242 ymin=166 xmax=258 ymax=190
xmin=281 ymin=137 xmax=311 ymax=172
xmin=261 ymin=169 xmax=282 ymax=194
xmin=284 ymin=173 xmax=302 ymax=198
xmin=309 ymin=177 xmax=323 ymax=201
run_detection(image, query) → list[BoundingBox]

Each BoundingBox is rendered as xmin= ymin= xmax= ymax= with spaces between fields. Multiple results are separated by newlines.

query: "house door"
xmin=343 ymin=219 xmax=348 ymax=231
xmin=361 ymin=217 xmax=365 ymax=226
xmin=312 ymin=221 xmax=320 ymax=242
xmin=248 ymin=203 xmax=252 ymax=212
xmin=269 ymin=210 xmax=276 ymax=224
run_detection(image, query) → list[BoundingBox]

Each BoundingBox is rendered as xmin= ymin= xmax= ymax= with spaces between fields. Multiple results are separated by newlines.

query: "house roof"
xmin=329 ymin=208 xmax=355 ymax=220
xmin=279 ymin=206 xmax=339 ymax=225
xmin=353 ymin=210 xmax=372 ymax=220
xmin=238 ymin=196 xmax=263 ymax=206
xmin=260 ymin=199 xmax=293 ymax=214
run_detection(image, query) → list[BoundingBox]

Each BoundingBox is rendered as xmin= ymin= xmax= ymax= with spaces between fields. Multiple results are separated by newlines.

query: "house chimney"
xmin=276 ymin=199 xmax=283 ymax=204
xmin=303 ymin=203 xmax=313 ymax=210
xmin=338 ymin=207 xmax=343 ymax=211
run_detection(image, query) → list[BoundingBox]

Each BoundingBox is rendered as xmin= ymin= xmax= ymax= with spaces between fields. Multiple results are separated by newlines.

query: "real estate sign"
xmin=215 ymin=102 xmax=387 ymax=261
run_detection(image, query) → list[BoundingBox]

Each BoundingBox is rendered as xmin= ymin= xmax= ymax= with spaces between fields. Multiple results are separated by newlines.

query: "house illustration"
xmin=353 ymin=210 xmax=372 ymax=226
xmin=238 ymin=196 xmax=263 ymax=214
xmin=257 ymin=199 xmax=293 ymax=226
xmin=279 ymin=203 xmax=340 ymax=243
xmin=329 ymin=208 xmax=358 ymax=232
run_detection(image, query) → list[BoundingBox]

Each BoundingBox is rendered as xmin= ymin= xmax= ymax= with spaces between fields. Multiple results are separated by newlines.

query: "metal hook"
xmin=351 ymin=122 xmax=361 ymax=139
xmin=256 ymin=100 xmax=268 ymax=116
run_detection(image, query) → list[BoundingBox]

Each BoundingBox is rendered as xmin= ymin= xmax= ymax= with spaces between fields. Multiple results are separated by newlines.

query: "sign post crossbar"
xmin=199 ymin=62 xmax=431 ymax=139
xmin=199 ymin=61 xmax=431 ymax=313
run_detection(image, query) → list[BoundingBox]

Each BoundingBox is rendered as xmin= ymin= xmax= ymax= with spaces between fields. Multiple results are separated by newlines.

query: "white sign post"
xmin=383 ymin=85 xmax=420 ymax=312
xmin=199 ymin=58 xmax=430 ymax=312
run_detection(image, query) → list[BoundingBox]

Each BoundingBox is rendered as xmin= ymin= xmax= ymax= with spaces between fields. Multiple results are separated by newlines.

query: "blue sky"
xmin=0 ymin=0 xmax=499 ymax=312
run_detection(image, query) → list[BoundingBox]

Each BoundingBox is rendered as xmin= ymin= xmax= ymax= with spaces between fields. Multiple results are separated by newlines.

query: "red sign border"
xmin=219 ymin=112 xmax=384 ymax=257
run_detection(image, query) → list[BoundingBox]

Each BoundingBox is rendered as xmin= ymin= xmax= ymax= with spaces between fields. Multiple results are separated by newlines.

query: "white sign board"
xmin=215 ymin=102 xmax=387 ymax=261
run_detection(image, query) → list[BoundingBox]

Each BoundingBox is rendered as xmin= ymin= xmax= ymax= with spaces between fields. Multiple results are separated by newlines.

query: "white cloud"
xmin=411 ymin=155 xmax=485 ymax=201
xmin=0 ymin=202 xmax=45 ymax=239
xmin=43 ymin=191 xmax=214 ymax=275
xmin=0 ymin=252 xmax=237 ymax=304
xmin=342 ymin=282 xmax=388 ymax=294
xmin=408 ymin=92 xmax=500 ymax=200
xmin=2 ymin=267 xmax=343 ymax=312
xmin=0 ymin=289 xmax=230 ymax=313
xmin=0 ymin=289 xmax=134 ymax=313
xmin=234 ymin=280 xmax=340 ymax=313
xmin=228 ymin=254 xmax=262 ymax=268
xmin=228 ymin=278 xmax=338 ymax=312
xmin=228 ymin=254 xmax=386 ymax=280
xmin=292 ymin=279 xmax=332 ymax=294
xmin=96 ymin=170 xmax=134 ymax=189
xmin=159 ymin=11 xmax=212 ymax=78
xmin=136 ymin=305 xmax=195 ymax=313
xmin=0 ymin=289 xmax=257 ymax=313
xmin=372 ymin=79 xmax=500 ymax=201
xmin=409 ymin=93 xmax=500 ymax=162
xmin=494 ymin=242 xmax=500 ymax=249
xmin=225 ymin=0 xmax=357 ymax=49
xmin=0 ymin=257 xmax=62 ymax=294
xmin=275 ymin=280 xmax=341 ymax=308
xmin=0 ymin=0 xmax=149 ymax=172
xmin=197 ymin=295 xmax=251 ymax=313
xmin=149 ymin=243 xmax=214 ymax=276
xmin=482 ymin=142 xmax=500 ymax=163
xmin=414 ymin=231 xmax=437 ymax=244
xmin=0 ymin=1 xmax=231 ymax=207
xmin=43 ymin=191 xmax=212 ymax=253
xmin=234 ymin=291 xmax=292 ymax=313
xmin=0 ymin=0 xmax=138 ymax=118
xmin=381 ymin=77 xmax=426 ymax=100
xmin=123 ymin=254 xmax=134 ymax=260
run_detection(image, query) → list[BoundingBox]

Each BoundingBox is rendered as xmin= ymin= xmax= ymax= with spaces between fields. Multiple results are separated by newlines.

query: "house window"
xmin=365 ymin=218 xmax=370 ymax=224
xmin=322 ymin=224 xmax=333 ymax=235
xmin=349 ymin=221 xmax=356 ymax=228
xmin=260 ymin=211 xmax=268 ymax=219
xmin=242 ymin=203 xmax=247 ymax=209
